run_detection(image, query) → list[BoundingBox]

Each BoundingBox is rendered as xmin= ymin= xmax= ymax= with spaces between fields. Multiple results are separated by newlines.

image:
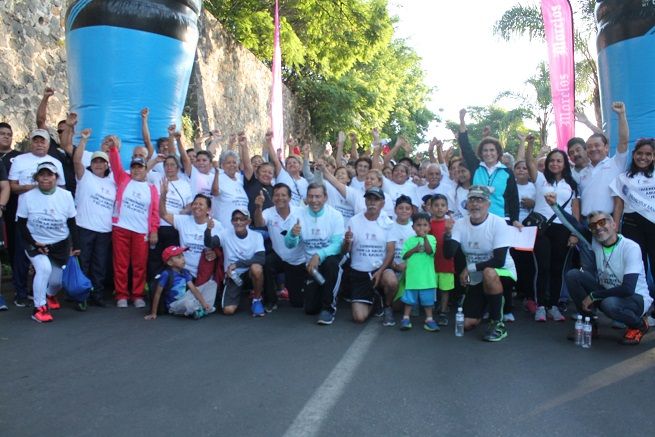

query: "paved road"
xmin=1 ymin=296 xmax=654 ymax=437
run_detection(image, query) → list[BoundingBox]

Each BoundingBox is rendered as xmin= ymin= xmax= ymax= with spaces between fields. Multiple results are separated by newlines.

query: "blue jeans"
xmin=565 ymin=269 xmax=645 ymax=328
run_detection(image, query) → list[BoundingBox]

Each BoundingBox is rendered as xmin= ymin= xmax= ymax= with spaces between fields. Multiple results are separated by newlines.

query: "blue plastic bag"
xmin=62 ymin=256 xmax=92 ymax=302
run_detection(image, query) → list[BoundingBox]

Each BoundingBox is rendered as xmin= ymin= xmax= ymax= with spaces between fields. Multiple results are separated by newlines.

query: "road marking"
xmin=283 ymin=322 xmax=380 ymax=437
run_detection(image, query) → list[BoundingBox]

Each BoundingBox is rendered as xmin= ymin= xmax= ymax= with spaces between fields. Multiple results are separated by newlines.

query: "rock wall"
xmin=0 ymin=1 xmax=311 ymax=152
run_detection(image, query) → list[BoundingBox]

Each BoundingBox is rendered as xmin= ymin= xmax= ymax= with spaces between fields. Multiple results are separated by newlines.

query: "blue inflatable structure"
xmin=596 ymin=0 xmax=655 ymax=154
xmin=65 ymin=0 xmax=201 ymax=167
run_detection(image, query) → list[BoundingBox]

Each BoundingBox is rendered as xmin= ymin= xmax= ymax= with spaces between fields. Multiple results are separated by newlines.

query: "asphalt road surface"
xmin=1 ymin=296 xmax=654 ymax=437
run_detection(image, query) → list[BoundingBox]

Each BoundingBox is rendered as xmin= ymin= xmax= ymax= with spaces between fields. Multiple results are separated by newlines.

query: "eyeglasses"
xmin=588 ymin=218 xmax=608 ymax=231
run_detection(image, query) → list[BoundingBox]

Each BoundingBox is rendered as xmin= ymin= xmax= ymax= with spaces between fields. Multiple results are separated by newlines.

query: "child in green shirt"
xmin=400 ymin=212 xmax=438 ymax=331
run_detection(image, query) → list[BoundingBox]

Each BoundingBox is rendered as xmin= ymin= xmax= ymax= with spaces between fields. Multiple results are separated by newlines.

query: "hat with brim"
xmin=162 ymin=246 xmax=188 ymax=262
xmin=130 ymin=157 xmax=146 ymax=167
xmin=231 ymin=208 xmax=250 ymax=219
xmin=30 ymin=128 xmax=50 ymax=144
xmin=467 ymin=185 xmax=491 ymax=200
xmin=35 ymin=161 xmax=58 ymax=176
xmin=364 ymin=187 xmax=385 ymax=199
xmin=91 ymin=151 xmax=109 ymax=163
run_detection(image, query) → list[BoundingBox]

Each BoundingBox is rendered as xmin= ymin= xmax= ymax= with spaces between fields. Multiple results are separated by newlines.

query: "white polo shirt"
xmin=578 ymin=152 xmax=627 ymax=216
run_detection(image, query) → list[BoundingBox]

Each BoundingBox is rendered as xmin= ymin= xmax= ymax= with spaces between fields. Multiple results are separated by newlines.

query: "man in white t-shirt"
xmin=285 ymin=183 xmax=345 ymax=325
xmin=415 ymin=163 xmax=455 ymax=213
xmin=342 ymin=187 xmax=395 ymax=323
xmin=204 ymin=208 xmax=266 ymax=317
xmin=253 ymin=182 xmax=306 ymax=310
xmin=564 ymin=211 xmax=652 ymax=345
xmin=8 ymin=129 xmax=66 ymax=194
xmin=444 ymin=185 xmax=516 ymax=342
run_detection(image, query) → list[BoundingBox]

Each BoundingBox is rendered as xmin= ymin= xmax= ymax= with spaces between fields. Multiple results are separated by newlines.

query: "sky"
xmin=387 ymin=0 xmax=593 ymax=145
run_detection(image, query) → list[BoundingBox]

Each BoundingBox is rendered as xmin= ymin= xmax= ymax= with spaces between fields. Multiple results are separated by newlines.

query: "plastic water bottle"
xmin=582 ymin=316 xmax=592 ymax=349
xmin=455 ymin=307 xmax=464 ymax=337
xmin=311 ymin=268 xmax=326 ymax=285
xmin=574 ymin=315 xmax=584 ymax=346
xmin=230 ymin=270 xmax=243 ymax=287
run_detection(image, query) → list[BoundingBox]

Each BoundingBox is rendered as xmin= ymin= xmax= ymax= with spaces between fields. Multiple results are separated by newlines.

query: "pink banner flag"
xmin=270 ymin=0 xmax=284 ymax=158
xmin=541 ymin=0 xmax=575 ymax=150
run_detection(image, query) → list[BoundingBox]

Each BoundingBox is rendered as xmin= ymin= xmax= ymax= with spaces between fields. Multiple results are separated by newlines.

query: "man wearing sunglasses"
xmin=564 ymin=211 xmax=652 ymax=344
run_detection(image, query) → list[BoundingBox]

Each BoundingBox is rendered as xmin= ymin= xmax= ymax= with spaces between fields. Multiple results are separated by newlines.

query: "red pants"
xmin=112 ymin=226 xmax=148 ymax=301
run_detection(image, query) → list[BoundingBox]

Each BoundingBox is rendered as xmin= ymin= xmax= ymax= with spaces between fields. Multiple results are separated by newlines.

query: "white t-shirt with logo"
xmin=173 ymin=215 xmax=223 ymax=278
xmin=213 ymin=172 xmax=250 ymax=227
xmin=383 ymin=177 xmax=421 ymax=208
xmin=452 ymin=186 xmax=469 ymax=220
xmin=75 ymin=170 xmax=116 ymax=233
xmin=114 ymin=181 xmax=152 ymax=234
xmin=17 ymin=188 xmax=76 ymax=244
xmin=592 ymin=236 xmax=653 ymax=313
xmin=346 ymin=212 xmax=393 ymax=272
xmin=149 ymin=173 xmax=194 ymax=227
xmin=219 ymin=228 xmax=265 ymax=275
xmin=189 ymin=167 xmax=215 ymax=197
xmin=297 ymin=204 xmax=345 ymax=260
xmin=8 ymin=153 xmax=66 ymax=187
xmin=387 ymin=221 xmax=415 ymax=265
xmin=532 ymin=172 xmax=576 ymax=224
xmin=451 ymin=213 xmax=516 ymax=285
xmin=517 ymin=182 xmax=536 ymax=223
xmin=325 ymin=181 xmax=355 ymax=221
xmin=262 ymin=205 xmax=306 ymax=266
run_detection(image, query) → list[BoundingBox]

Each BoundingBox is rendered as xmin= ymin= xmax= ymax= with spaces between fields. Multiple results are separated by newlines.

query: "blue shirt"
xmin=158 ymin=268 xmax=193 ymax=309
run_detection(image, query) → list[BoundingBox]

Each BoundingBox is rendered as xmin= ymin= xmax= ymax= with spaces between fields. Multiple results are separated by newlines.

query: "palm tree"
xmin=493 ymin=1 xmax=601 ymax=127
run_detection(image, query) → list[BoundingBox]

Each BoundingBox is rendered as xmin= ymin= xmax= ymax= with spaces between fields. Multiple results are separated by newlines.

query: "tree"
xmin=493 ymin=0 xmax=601 ymax=126
xmin=445 ymin=105 xmax=534 ymax=157
xmin=205 ymin=0 xmax=434 ymax=147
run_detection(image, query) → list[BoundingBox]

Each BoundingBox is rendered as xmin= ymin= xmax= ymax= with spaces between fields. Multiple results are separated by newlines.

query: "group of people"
xmin=0 ymin=89 xmax=653 ymax=345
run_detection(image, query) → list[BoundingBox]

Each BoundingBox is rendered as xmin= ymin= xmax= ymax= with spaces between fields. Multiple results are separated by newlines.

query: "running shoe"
xmin=116 ymin=299 xmax=128 ymax=308
xmin=424 ymin=319 xmax=440 ymax=332
xmin=46 ymin=295 xmax=61 ymax=310
xmin=382 ymin=307 xmax=396 ymax=327
xmin=265 ymin=303 xmax=278 ymax=313
xmin=75 ymin=300 xmax=88 ymax=312
xmin=31 ymin=305 xmax=53 ymax=323
xmin=483 ymin=321 xmax=508 ymax=342
xmin=647 ymin=315 xmax=655 ymax=327
xmin=547 ymin=306 xmax=566 ymax=322
xmin=0 ymin=295 xmax=8 ymax=311
xmin=251 ymin=298 xmax=265 ymax=317
xmin=503 ymin=312 xmax=515 ymax=323
xmin=535 ymin=306 xmax=547 ymax=322
xmin=133 ymin=298 xmax=146 ymax=309
xmin=400 ymin=318 xmax=412 ymax=331
xmin=437 ymin=312 xmax=449 ymax=326
xmin=14 ymin=297 xmax=28 ymax=308
xmin=620 ymin=320 xmax=648 ymax=345
xmin=557 ymin=301 xmax=569 ymax=314
xmin=523 ymin=299 xmax=538 ymax=314
xmin=193 ymin=308 xmax=206 ymax=320
xmin=278 ymin=288 xmax=289 ymax=301
xmin=317 ymin=310 xmax=335 ymax=325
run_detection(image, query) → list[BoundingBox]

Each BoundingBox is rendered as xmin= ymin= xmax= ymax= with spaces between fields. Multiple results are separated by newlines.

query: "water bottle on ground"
xmin=582 ymin=316 xmax=592 ymax=349
xmin=311 ymin=268 xmax=326 ymax=285
xmin=455 ymin=307 xmax=464 ymax=337
xmin=574 ymin=315 xmax=583 ymax=346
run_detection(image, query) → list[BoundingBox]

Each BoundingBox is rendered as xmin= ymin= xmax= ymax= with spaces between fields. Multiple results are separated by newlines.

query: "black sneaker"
xmin=317 ymin=310 xmax=335 ymax=325
xmin=14 ymin=297 xmax=29 ymax=308
xmin=483 ymin=321 xmax=508 ymax=342
xmin=75 ymin=300 xmax=88 ymax=312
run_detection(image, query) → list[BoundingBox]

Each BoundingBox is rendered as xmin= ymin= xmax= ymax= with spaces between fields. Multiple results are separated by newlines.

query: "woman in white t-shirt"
xmin=160 ymin=180 xmax=222 ymax=279
xmin=212 ymin=150 xmax=249 ymax=227
xmin=270 ymin=150 xmax=308 ymax=207
xmin=321 ymin=167 xmax=394 ymax=219
xmin=73 ymin=129 xmax=116 ymax=307
xmin=512 ymin=160 xmax=536 ymax=311
xmin=610 ymin=138 xmax=655 ymax=297
xmin=526 ymin=139 xmax=580 ymax=322
xmin=17 ymin=162 xmax=79 ymax=323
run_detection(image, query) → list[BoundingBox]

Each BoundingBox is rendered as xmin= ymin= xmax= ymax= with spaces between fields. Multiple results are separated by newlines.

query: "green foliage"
xmin=204 ymin=0 xmax=434 ymax=147
xmin=445 ymin=105 xmax=534 ymax=157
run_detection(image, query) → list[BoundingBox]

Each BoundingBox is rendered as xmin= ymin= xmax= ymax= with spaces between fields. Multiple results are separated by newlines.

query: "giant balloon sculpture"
xmin=596 ymin=0 xmax=655 ymax=154
xmin=65 ymin=0 xmax=201 ymax=167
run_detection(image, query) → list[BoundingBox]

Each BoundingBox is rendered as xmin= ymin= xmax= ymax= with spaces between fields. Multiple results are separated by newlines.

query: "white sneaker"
xmin=116 ymin=299 xmax=128 ymax=308
xmin=535 ymin=306 xmax=547 ymax=322
xmin=503 ymin=313 xmax=515 ymax=323
xmin=547 ymin=306 xmax=566 ymax=322
xmin=134 ymin=298 xmax=146 ymax=309
xmin=647 ymin=315 xmax=655 ymax=327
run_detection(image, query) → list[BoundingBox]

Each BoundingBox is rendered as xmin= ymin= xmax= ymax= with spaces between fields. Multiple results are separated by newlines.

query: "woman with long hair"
xmin=526 ymin=136 xmax=580 ymax=322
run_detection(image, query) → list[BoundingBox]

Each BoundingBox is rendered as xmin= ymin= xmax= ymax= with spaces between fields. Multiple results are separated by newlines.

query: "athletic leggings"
xmin=26 ymin=253 xmax=63 ymax=308
xmin=533 ymin=223 xmax=570 ymax=308
xmin=622 ymin=212 xmax=655 ymax=290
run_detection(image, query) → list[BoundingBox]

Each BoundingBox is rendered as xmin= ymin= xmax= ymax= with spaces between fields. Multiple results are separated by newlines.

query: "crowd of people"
xmin=0 ymin=89 xmax=653 ymax=345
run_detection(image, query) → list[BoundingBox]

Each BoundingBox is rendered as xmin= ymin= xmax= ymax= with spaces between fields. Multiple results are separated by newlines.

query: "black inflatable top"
xmin=596 ymin=0 xmax=655 ymax=50
xmin=66 ymin=0 xmax=202 ymax=42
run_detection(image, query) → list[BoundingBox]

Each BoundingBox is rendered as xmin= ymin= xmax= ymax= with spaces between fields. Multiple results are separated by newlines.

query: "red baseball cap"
xmin=162 ymin=246 xmax=188 ymax=262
